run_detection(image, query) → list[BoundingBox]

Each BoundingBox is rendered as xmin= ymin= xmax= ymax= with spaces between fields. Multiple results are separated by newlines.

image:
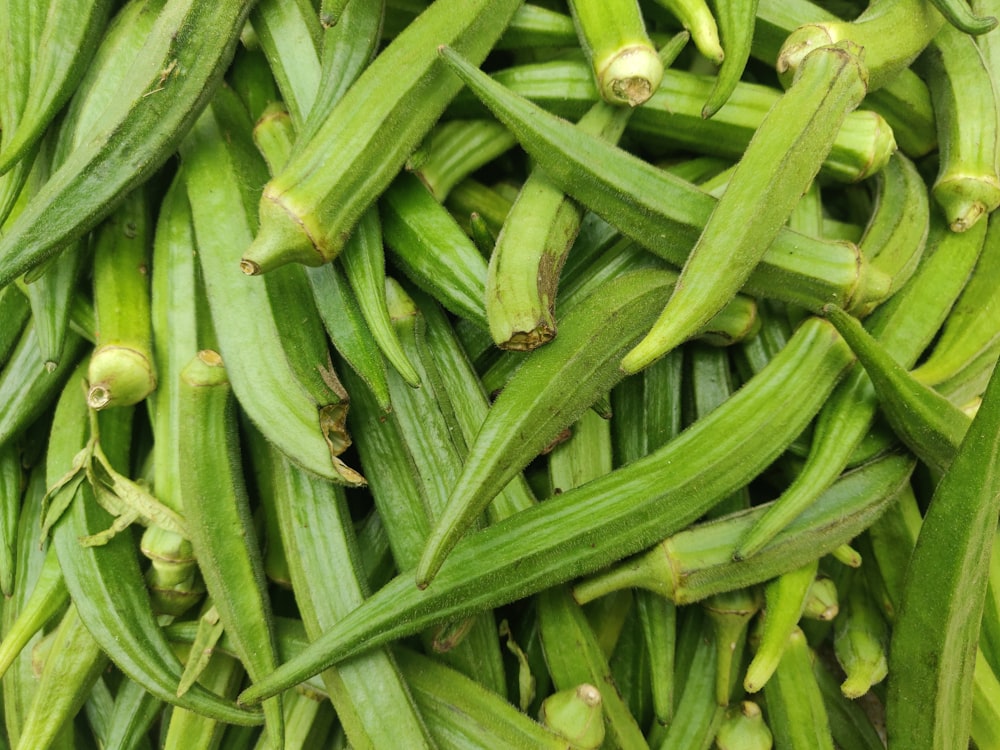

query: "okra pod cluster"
xmin=2 ymin=1 xmax=1000 ymax=748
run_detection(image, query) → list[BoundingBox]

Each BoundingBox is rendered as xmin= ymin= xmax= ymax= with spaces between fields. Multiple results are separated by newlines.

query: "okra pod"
xmin=239 ymin=317 xmax=855 ymax=704
xmin=702 ymin=0 xmax=759 ymax=117
xmin=176 ymin=350 xmax=284 ymax=746
xmin=776 ymin=0 xmax=945 ymax=92
xmin=923 ymin=21 xmax=1000 ymax=232
xmin=0 ymin=0 xmax=254 ymax=288
xmin=439 ymin=46 xmax=889 ymax=315
xmin=886 ymin=351 xmax=1000 ymax=748
xmin=181 ymin=87 xmax=364 ymax=485
xmin=622 ymin=41 xmax=869 ymax=372
xmin=715 ymin=702 xmax=774 ymax=750
xmin=913 ymin=212 xmax=1000 ymax=389
xmin=651 ymin=0 xmax=725 ymax=64
xmin=240 ymin=0 xmax=523 ymax=274
xmin=833 ymin=572 xmax=889 ymax=699
xmin=567 ymin=0 xmax=664 ymax=106
xmin=412 ymin=119 xmax=517 ymax=201
xmin=88 ymin=185 xmax=157 ymax=410
xmin=760 ymin=627 xmax=834 ymax=750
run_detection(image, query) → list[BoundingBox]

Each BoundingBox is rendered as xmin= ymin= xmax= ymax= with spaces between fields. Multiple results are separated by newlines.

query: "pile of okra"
xmin=3 ymin=0 xmax=1000 ymax=747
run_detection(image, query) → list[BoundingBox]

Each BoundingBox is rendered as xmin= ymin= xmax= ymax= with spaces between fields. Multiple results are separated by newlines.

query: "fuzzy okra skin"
xmin=622 ymin=41 xmax=869 ymax=373
xmin=240 ymin=0 xmax=523 ymax=275
xmin=239 ymin=317 xmax=854 ymax=705
xmin=0 ymin=0 xmax=253 ymax=289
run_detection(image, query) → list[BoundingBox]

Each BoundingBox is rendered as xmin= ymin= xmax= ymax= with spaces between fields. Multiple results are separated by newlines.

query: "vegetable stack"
xmin=1 ymin=0 xmax=999 ymax=748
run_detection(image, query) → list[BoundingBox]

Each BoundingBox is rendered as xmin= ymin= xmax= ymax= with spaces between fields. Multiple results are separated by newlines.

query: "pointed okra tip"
xmin=241 ymin=189 xmax=329 ymax=275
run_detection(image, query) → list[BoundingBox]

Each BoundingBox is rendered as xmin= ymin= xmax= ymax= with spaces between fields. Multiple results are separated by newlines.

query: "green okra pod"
xmin=913 ymin=212 xmax=1000 ymax=390
xmin=181 ymin=87 xmax=364 ymax=485
xmin=15 ymin=604 xmax=107 ymax=750
xmin=886 ymin=352 xmax=1000 ymax=748
xmin=651 ymin=0 xmax=725 ymax=64
xmin=88 ymin=185 xmax=157 ymax=410
xmin=0 ymin=442 xmax=20 ymax=597
xmin=538 ymin=684 xmax=605 ymax=750
xmin=239 ymin=316 xmax=855 ymax=704
xmin=567 ymin=0 xmax=664 ymax=106
xmin=825 ymin=305 xmax=971 ymax=473
xmin=456 ymin=57 xmax=895 ymax=184
xmin=703 ymin=0 xmax=759 ymax=117
xmin=380 ymin=172 xmax=490 ymax=330
xmin=163 ymin=647 xmax=246 ymax=750
xmin=412 ymin=119 xmax=517 ymax=201
xmin=249 ymin=434 xmax=436 ymax=748
xmin=0 ymin=285 xmax=30 ymax=369
xmin=0 ymin=0 xmax=254 ymax=289
xmin=923 ymin=21 xmax=1000 ymax=232
xmin=833 ymin=572 xmax=889 ymax=699
xmin=177 ymin=350 xmax=284 ymax=746
xmin=46 ymin=365 xmax=260 ymax=726
xmin=760 ymin=627 xmax=834 ymax=750
xmin=439 ymin=46 xmax=889 ymax=317
xmin=570 ymin=451 xmax=914 ymax=607
xmin=240 ymin=0 xmax=523 ymax=274
xmin=812 ymin=655 xmax=885 ymax=750
xmin=0 ymin=0 xmax=112 ymax=175
xmin=776 ymin=0 xmax=945 ymax=92
xmin=622 ymin=40 xmax=870 ymax=372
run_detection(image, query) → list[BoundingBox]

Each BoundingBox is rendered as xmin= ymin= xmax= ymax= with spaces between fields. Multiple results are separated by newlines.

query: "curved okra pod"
xmin=176 ymin=351 xmax=284 ymax=746
xmin=88 ymin=185 xmax=157 ymax=410
xmin=241 ymin=0 xmax=523 ymax=274
xmin=824 ymin=305 xmax=971 ymax=473
xmin=0 ymin=547 xmax=67 ymax=682
xmin=930 ymin=0 xmax=999 ymax=34
xmin=0 ymin=0 xmax=254 ymax=289
xmin=923 ymin=22 xmax=1000 ymax=232
xmin=886 ymin=351 xmax=1000 ymax=748
xmin=621 ymin=41 xmax=869 ymax=372
xmin=46 ymin=365 xmax=261 ymax=726
xmin=702 ymin=0 xmax=759 ymax=117
xmin=913 ymin=213 xmax=1000 ymax=390
xmin=411 ymin=119 xmax=517 ymax=201
xmin=380 ymin=172 xmax=490 ymax=330
xmin=0 ymin=285 xmax=30 ymax=369
xmin=776 ymin=0 xmax=945 ymax=92
xmin=743 ymin=560 xmax=818 ymax=693
xmin=733 ymin=213 xmax=983 ymax=559
xmin=181 ymin=87 xmax=364 ymax=485
xmin=461 ymin=57 xmax=895 ymax=184
xmin=439 ymin=46 xmax=890 ymax=316
xmin=0 ymin=0 xmax=112 ymax=175
xmin=567 ymin=0 xmax=663 ymax=106
xmin=298 ymin=0 xmax=383 ymax=148
xmin=239 ymin=317 xmax=855 ymax=704
xmin=338 ymin=208 xmax=421 ymax=387
xmin=650 ymin=0 xmax=725 ymax=64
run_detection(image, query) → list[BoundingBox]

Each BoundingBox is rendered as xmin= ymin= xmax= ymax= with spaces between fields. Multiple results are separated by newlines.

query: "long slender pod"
xmin=239 ymin=317 xmax=854 ymax=703
xmin=180 ymin=87 xmax=363 ymax=485
xmin=241 ymin=0 xmax=524 ymax=274
xmin=761 ymin=627 xmax=835 ymax=750
xmin=0 ymin=0 xmax=254 ymax=288
xmin=46 ymin=365 xmax=261 ymax=725
xmin=438 ymin=46 xmax=889 ymax=315
xmin=651 ymin=0 xmax=725 ymax=64
xmin=621 ymin=41 xmax=868 ymax=372
xmin=176 ymin=351 xmax=284 ymax=746
xmin=913 ymin=213 xmax=1000 ymax=389
xmin=566 ymin=0 xmax=664 ymax=106
xmin=886 ymin=359 xmax=1000 ymax=747
xmin=703 ymin=0 xmax=759 ymax=116
xmin=0 ymin=443 xmax=20 ymax=596
xmin=733 ymin=213 xmax=982 ymax=559
xmin=0 ymin=0 xmax=112 ymax=174
xmin=250 ymin=437 xmax=436 ymax=749
xmin=922 ymin=21 xmax=1000 ymax=232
